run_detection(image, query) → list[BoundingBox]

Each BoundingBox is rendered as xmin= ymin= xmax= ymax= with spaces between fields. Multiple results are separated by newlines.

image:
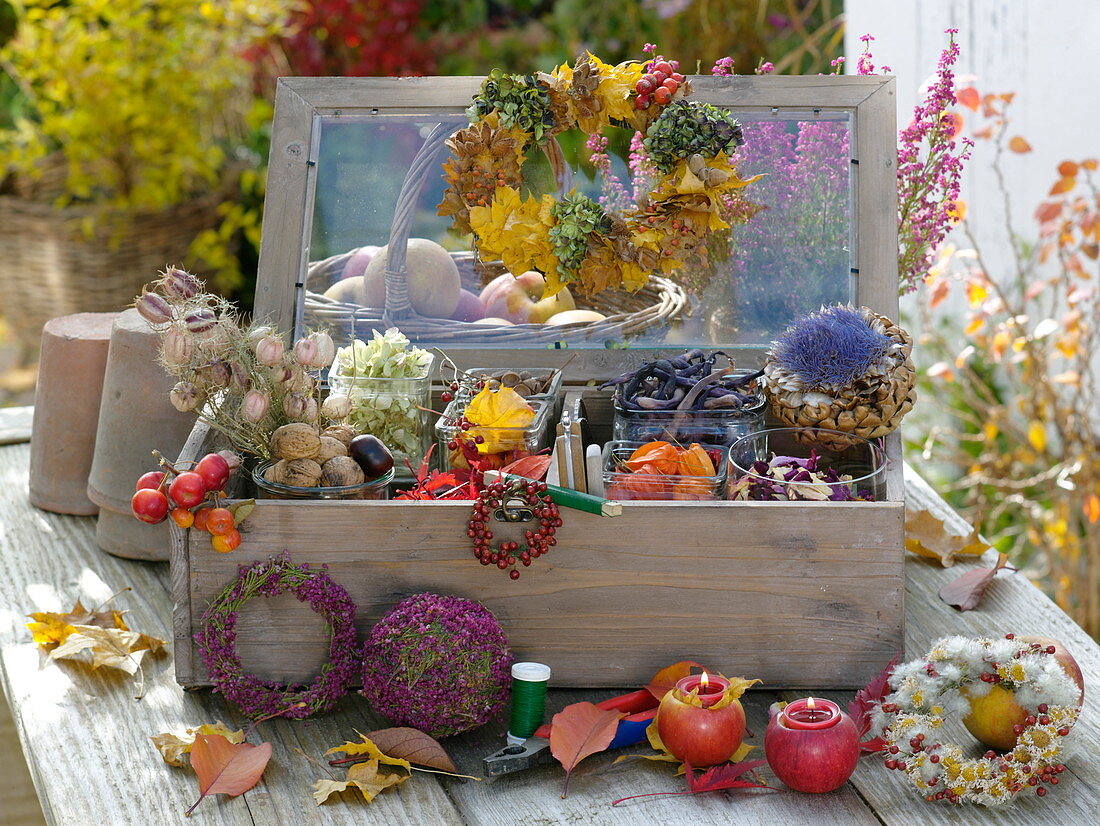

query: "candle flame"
xmin=701 ymin=671 xmax=709 ymax=688
xmin=807 ymin=696 xmax=816 ymax=710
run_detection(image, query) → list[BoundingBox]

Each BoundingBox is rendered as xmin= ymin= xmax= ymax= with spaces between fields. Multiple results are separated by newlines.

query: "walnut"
xmin=321 ymin=456 xmax=366 ymax=487
xmin=263 ymin=460 xmax=288 ymax=485
xmin=281 ymin=458 xmax=323 ymax=487
xmin=321 ymin=424 xmax=357 ymax=449
xmin=269 ymin=423 xmax=321 ymax=460
xmin=316 ymin=435 xmax=348 ymax=464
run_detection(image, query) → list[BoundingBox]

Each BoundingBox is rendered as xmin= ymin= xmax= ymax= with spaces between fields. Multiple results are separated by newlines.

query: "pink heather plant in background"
xmin=860 ymin=29 xmax=973 ymax=294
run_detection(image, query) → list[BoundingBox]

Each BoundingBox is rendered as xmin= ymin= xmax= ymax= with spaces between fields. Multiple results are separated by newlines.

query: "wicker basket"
xmin=0 ymin=173 xmax=224 ymax=352
xmin=302 ymin=123 xmax=686 ymax=346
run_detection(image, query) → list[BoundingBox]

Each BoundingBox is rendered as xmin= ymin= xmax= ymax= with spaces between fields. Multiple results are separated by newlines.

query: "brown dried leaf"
xmin=905 ymin=508 xmax=990 ymax=567
xmin=939 ymin=553 xmax=1012 ymax=611
xmin=366 ymin=727 xmax=457 ymax=773
xmin=152 ymin=722 xmax=246 ymax=767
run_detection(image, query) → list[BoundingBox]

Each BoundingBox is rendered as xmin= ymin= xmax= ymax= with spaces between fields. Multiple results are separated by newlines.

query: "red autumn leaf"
xmin=1008 ymin=135 xmax=1032 ymax=153
xmin=847 ymin=654 xmax=900 ymax=753
xmin=549 ymin=701 xmax=624 ymax=798
xmin=955 ymin=86 xmax=980 ymax=111
xmin=500 ymin=453 xmax=552 ymax=480
xmin=939 ymin=553 xmax=1013 ymax=611
xmin=612 ymin=760 xmax=770 ymax=806
xmin=186 ymin=733 xmax=272 ymax=815
xmin=1035 ymin=201 xmax=1062 ymax=225
xmin=645 ymin=660 xmax=706 ymax=701
xmin=686 ymin=759 xmax=769 ymax=792
xmin=365 ymin=727 xmax=457 ymax=773
xmin=1049 ymin=176 xmax=1076 ymax=196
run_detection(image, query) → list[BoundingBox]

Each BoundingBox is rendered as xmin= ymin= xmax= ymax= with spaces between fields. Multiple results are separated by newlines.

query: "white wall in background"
xmin=845 ymin=0 xmax=1100 ymax=292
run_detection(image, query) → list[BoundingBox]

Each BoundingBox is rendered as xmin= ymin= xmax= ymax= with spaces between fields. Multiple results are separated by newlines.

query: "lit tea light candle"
xmin=673 ymin=671 xmax=730 ymax=708
xmin=656 ymin=671 xmax=746 ymax=767
xmin=765 ymin=696 xmax=860 ymax=793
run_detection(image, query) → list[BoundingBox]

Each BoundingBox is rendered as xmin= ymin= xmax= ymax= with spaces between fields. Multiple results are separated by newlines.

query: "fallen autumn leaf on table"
xmin=611 ymin=759 xmax=769 ymax=806
xmin=905 ymin=508 xmax=990 ymax=566
xmin=549 ymin=701 xmax=624 ymax=798
xmin=152 ymin=722 xmax=246 ymax=767
xmin=686 ymin=759 xmax=769 ymax=793
xmin=312 ymin=760 xmax=409 ymax=805
xmin=26 ymin=592 xmax=131 ymax=646
xmin=186 ymin=733 xmax=272 ymax=815
xmin=359 ymin=728 xmax=457 ymax=773
xmin=939 ymin=552 xmax=1015 ymax=611
xmin=847 ymin=654 xmax=900 ymax=753
xmin=314 ymin=735 xmax=413 ymax=805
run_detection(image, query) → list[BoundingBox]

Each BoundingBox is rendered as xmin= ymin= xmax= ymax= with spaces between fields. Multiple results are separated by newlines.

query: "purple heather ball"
xmin=360 ymin=593 xmax=512 ymax=738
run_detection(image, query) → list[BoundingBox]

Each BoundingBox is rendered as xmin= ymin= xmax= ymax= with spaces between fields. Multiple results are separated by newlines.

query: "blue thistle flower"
xmin=772 ymin=305 xmax=891 ymax=389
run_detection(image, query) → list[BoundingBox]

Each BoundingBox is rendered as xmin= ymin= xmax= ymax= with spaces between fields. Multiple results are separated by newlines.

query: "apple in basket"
xmin=323 ymin=238 xmax=460 ymax=319
xmin=480 ymin=271 xmax=575 ymax=324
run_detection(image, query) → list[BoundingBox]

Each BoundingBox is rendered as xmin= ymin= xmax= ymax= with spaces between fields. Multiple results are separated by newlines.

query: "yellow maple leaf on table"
xmin=905 ymin=507 xmax=991 ymax=567
xmin=152 ymin=722 xmax=246 ymax=767
xmin=315 ymin=735 xmax=412 ymax=805
xmin=26 ymin=597 xmax=129 ymax=647
xmin=463 ymin=385 xmax=536 ymax=454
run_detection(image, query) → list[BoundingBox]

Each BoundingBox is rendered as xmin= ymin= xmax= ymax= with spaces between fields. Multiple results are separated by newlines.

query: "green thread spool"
xmin=508 ymin=662 xmax=551 ymax=743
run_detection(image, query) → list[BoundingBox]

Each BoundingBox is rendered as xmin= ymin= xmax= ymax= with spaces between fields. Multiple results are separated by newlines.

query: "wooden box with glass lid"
xmin=170 ymin=65 xmax=908 ymax=692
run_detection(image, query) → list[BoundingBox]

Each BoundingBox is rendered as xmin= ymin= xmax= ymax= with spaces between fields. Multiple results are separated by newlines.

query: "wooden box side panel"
xmin=176 ymin=498 xmax=904 ymax=689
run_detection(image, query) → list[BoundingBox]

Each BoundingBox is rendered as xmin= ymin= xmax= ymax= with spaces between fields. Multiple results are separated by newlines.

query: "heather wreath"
xmin=195 ymin=554 xmax=359 ymax=719
xmin=360 ymin=593 xmax=512 ymax=738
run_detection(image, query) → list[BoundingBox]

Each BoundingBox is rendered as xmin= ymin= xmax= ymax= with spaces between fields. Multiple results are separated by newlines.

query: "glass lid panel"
xmin=301 ymin=110 xmax=853 ymax=351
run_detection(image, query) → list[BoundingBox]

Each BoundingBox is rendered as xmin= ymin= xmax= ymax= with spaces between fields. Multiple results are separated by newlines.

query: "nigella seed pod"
xmin=308 ymin=331 xmax=336 ymax=369
xmin=185 ymin=309 xmax=217 ymax=334
xmin=135 ymin=292 xmax=174 ymax=325
xmin=267 ymin=364 xmax=292 ymax=384
xmin=246 ymin=325 xmax=273 ymax=347
xmin=169 ymin=381 xmax=202 ymax=413
xmin=208 ymin=360 xmax=231 ymax=388
xmin=283 ymin=392 xmax=309 ymax=419
xmin=293 ymin=336 xmax=319 ymax=367
xmin=321 ymin=393 xmax=351 ymax=420
xmin=162 ymin=327 xmax=194 ymax=366
xmin=228 ymin=361 xmax=249 ymax=392
xmin=301 ymin=397 xmax=319 ymax=423
xmin=255 ymin=335 xmax=285 ymax=366
xmin=159 ymin=268 xmax=202 ymax=300
xmin=241 ymin=389 xmax=271 ymax=423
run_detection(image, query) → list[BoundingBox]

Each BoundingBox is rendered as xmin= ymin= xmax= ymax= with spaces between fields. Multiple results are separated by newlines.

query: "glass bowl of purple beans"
xmin=726 ymin=427 xmax=888 ymax=502
xmin=602 ymin=349 xmax=767 ymax=448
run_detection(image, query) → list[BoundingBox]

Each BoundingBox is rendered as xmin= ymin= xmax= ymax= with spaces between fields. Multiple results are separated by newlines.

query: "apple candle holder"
xmin=654 ymin=672 xmax=747 ymax=767
xmin=765 ymin=697 xmax=859 ymax=793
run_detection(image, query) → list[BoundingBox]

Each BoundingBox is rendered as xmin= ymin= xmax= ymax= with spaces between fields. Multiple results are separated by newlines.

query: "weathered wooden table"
xmin=1 ymin=420 xmax=1098 ymax=825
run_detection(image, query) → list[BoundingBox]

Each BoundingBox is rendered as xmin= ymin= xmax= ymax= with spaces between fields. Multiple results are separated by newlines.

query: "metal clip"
xmin=482 ymin=737 xmax=553 ymax=777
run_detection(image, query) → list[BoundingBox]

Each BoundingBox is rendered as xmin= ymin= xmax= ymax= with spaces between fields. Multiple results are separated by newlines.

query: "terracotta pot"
xmin=28 ymin=312 xmax=118 ymax=514
xmin=87 ymin=308 xmax=196 ymax=560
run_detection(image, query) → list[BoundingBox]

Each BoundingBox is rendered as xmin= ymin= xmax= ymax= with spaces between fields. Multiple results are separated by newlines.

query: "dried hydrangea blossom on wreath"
xmin=438 ymin=50 xmax=758 ymax=298
xmin=195 ymin=553 xmax=359 ymax=719
xmin=871 ymin=635 xmax=1081 ymax=806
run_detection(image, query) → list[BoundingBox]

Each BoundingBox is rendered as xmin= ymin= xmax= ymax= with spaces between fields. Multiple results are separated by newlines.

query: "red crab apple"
xmin=479 ymin=271 xmax=575 ymax=324
xmin=764 ymin=698 xmax=859 ymax=793
xmin=655 ymin=674 xmax=746 ymax=768
xmin=963 ymin=635 xmax=1085 ymax=751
